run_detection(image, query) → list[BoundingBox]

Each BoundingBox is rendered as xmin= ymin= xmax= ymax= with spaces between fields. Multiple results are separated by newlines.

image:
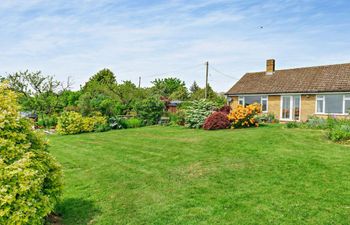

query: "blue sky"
xmin=1 ymin=0 xmax=350 ymax=91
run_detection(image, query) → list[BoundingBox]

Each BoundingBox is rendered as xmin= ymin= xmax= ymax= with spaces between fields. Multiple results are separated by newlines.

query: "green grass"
xmin=49 ymin=125 xmax=350 ymax=224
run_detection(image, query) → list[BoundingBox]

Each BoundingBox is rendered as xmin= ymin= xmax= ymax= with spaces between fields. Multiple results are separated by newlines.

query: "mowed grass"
xmin=49 ymin=125 xmax=350 ymax=225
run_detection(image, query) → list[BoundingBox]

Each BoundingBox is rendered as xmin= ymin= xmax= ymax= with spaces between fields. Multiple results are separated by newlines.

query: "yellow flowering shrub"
xmin=227 ymin=103 xmax=261 ymax=128
xmin=0 ymin=82 xmax=62 ymax=224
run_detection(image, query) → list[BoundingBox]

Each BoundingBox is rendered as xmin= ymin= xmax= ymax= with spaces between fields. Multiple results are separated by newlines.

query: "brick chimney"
xmin=266 ymin=59 xmax=275 ymax=75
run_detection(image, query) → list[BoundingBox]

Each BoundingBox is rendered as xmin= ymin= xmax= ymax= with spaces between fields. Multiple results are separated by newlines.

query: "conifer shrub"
xmin=0 ymin=82 xmax=62 ymax=224
xmin=203 ymin=112 xmax=230 ymax=130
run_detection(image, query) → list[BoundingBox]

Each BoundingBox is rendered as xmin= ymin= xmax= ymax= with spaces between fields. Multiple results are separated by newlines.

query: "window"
xmin=244 ymin=96 xmax=261 ymax=106
xmin=316 ymin=94 xmax=350 ymax=114
xmin=293 ymin=96 xmax=300 ymax=120
xmin=261 ymin=96 xmax=268 ymax=112
xmin=237 ymin=96 xmax=268 ymax=112
xmin=345 ymin=95 xmax=350 ymax=114
xmin=316 ymin=96 xmax=324 ymax=113
xmin=325 ymin=95 xmax=343 ymax=113
xmin=281 ymin=96 xmax=300 ymax=121
xmin=238 ymin=97 xmax=244 ymax=105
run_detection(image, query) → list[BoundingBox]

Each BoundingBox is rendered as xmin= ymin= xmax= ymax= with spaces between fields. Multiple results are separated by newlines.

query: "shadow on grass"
xmin=56 ymin=198 xmax=100 ymax=225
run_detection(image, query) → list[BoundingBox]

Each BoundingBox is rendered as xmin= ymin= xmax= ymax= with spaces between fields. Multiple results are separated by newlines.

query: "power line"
xmin=210 ymin=65 xmax=240 ymax=80
xmin=142 ymin=63 xmax=203 ymax=78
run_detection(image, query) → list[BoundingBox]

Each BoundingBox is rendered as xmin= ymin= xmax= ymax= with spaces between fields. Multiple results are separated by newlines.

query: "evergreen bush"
xmin=0 ymin=82 xmax=62 ymax=224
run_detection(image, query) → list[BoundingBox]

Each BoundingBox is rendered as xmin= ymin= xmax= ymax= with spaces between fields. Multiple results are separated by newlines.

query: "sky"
xmin=1 ymin=0 xmax=350 ymax=92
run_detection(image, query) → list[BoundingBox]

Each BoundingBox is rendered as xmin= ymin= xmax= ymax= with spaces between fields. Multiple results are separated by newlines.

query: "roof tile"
xmin=226 ymin=63 xmax=350 ymax=95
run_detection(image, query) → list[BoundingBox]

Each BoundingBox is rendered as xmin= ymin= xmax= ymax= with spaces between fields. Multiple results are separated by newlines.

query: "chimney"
xmin=266 ymin=59 xmax=275 ymax=75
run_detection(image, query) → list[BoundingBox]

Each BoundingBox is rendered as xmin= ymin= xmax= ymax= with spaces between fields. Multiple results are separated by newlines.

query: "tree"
xmin=190 ymin=81 xmax=200 ymax=93
xmin=83 ymin=68 xmax=117 ymax=93
xmin=169 ymin=86 xmax=189 ymax=100
xmin=78 ymin=92 xmax=122 ymax=117
xmin=59 ymin=90 xmax=82 ymax=108
xmin=151 ymin=77 xmax=187 ymax=98
xmin=190 ymin=84 xmax=226 ymax=106
xmin=1 ymin=70 xmax=72 ymax=117
xmin=79 ymin=69 xmax=122 ymax=116
xmin=133 ymin=97 xmax=165 ymax=125
xmin=0 ymin=82 xmax=62 ymax=224
xmin=116 ymin=81 xmax=142 ymax=104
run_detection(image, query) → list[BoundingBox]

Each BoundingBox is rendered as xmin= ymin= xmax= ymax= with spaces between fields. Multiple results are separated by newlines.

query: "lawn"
xmin=49 ymin=125 xmax=350 ymax=225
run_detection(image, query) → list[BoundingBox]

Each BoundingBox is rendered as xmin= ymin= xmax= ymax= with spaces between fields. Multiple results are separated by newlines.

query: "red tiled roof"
xmin=226 ymin=63 xmax=350 ymax=95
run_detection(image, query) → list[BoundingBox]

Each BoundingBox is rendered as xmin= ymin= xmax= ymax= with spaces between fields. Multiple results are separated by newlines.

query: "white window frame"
xmin=238 ymin=96 xmax=244 ymax=106
xmin=237 ymin=96 xmax=268 ymax=113
xmin=315 ymin=94 xmax=350 ymax=115
xmin=280 ymin=95 xmax=301 ymax=121
xmin=261 ymin=96 xmax=268 ymax=113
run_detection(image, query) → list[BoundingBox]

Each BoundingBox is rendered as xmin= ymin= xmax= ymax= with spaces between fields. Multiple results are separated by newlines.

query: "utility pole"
xmin=205 ymin=61 xmax=209 ymax=99
xmin=138 ymin=76 xmax=141 ymax=88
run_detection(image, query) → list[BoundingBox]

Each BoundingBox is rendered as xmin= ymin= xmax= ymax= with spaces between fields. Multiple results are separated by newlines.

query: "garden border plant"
xmin=285 ymin=115 xmax=350 ymax=142
xmin=0 ymin=82 xmax=63 ymax=224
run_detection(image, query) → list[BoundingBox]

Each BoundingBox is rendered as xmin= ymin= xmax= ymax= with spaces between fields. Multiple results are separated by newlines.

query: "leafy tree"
xmin=190 ymin=84 xmax=226 ymax=106
xmin=1 ymin=70 xmax=71 ymax=117
xmin=78 ymin=92 xmax=122 ymax=117
xmin=151 ymin=77 xmax=187 ymax=99
xmin=116 ymin=81 xmax=147 ymax=104
xmin=169 ymin=85 xmax=189 ymax=100
xmin=59 ymin=90 xmax=82 ymax=107
xmin=83 ymin=68 xmax=117 ymax=93
xmin=79 ymin=69 xmax=123 ymax=117
xmin=134 ymin=97 xmax=165 ymax=125
xmin=0 ymin=82 xmax=62 ymax=224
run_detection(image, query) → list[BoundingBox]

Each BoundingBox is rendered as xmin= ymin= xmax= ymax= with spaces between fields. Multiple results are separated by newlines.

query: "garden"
xmin=1 ymin=69 xmax=350 ymax=224
xmin=49 ymin=125 xmax=350 ymax=224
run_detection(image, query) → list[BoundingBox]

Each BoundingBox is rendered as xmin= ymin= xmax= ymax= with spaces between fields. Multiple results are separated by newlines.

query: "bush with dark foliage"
xmin=217 ymin=105 xmax=231 ymax=115
xmin=203 ymin=111 xmax=230 ymax=130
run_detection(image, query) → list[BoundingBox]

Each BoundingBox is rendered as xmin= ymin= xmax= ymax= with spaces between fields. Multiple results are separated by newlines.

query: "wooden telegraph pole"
xmin=205 ymin=61 xmax=209 ymax=99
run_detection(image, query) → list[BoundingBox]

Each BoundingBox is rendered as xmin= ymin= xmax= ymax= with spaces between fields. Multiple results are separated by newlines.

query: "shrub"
xmin=57 ymin=112 xmax=107 ymax=134
xmin=0 ymin=82 xmax=62 ymax=224
xmin=108 ymin=116 xmax=127 ymax=129
xmin=328 ymin=125 xmax=350 ymax=141
xmin=82 ymin=115 xmax=107 ymax=132
xmin=217 ymin=105 xmax=231 ymax=115
xmin=37 ymin=115 xmax=58 ymax=129
xmin=134 ymin=97 xmax=165 ymax=125
xmin=228 ymin=104 xmax=261 ymax=128
xmin=203 ymin=112 xmax=230 ymax=130
xmin=255 ymin=113 xmax=278 ymax=123
xmin=305 ymin=116 xmax=328 ymax=129
xmin=169 ymin=110 xmax=186 ymax=126
xmin=125 ymin=118 xmax=142 ymax=128
xmin=95 ymin=123 xmax=111 ymax=132
xmin=184 ymin=99 xmax=216 ymax=128
xmin=286 ymin=121 xmax=300 ymax=128
xmin=56 ymin=111 xmax=84 ymax=135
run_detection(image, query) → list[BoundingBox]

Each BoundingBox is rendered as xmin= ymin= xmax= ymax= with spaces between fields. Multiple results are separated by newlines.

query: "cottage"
xmin=226 ymin=59 xmax=350 ymax=121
